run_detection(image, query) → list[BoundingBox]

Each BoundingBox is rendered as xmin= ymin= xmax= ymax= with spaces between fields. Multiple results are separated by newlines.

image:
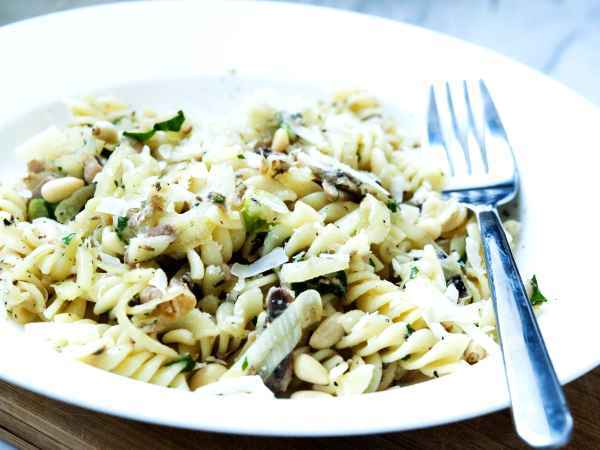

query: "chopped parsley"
xmin=241 ymin=198 xmax=271 ymax=234
xmin=242 ymin=211 xmax=268 ymax=235
xmin=409 ymin=266 xmax=419 ymax=279
xmin=406 ymin=323 xmax=415 ymax=337
xmin=237 ymin=154 xmax=246 ymax=159
xmin=530 ymin=275 xmax=549 ymax=306
xmin=208 ymin=192 xmax=226 ymax=204
xmin=123 ymin=110 xmax=186 ymax=142
xmin=386 ymin=200 xmax=399 ymax=213
xmin=166 ymin=354 xmax=195 ymax=372
xmin=62 ymin=233 xmax=76 ymax=246
xmin=242 ymin=357 xmax=249 ymax=371
xmin=115 ymin=216 xmax=129 ymax=242
xmin=368 ymin=258 xmax=376 ymax=268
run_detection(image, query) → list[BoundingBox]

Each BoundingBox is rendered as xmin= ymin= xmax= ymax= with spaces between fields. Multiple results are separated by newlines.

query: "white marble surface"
xmin=1 ymin=0 xmax=599 ymax=104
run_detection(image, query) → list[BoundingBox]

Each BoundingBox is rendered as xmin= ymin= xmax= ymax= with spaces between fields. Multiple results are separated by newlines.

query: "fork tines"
xmin=428 ymin=80 xmax=514 ymax=181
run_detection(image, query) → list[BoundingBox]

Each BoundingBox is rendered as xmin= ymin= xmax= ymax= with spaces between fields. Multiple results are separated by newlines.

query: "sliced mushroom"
xmin=265 ymin=354 xmax=293 ymax=393
xmin=322 ymin=179 xmax=354 ymax=201
xmin=266 ymin=287 xmax=295 ymax=323
xmin=147 ymin=224 xmax=176 ymax=237
xmin=296 ymin=148 xmax=389 ymax=199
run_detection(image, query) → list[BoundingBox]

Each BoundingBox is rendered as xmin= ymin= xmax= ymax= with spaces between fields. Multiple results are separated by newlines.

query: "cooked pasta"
xmin=0 ymin=89 xmax=523 ymax=398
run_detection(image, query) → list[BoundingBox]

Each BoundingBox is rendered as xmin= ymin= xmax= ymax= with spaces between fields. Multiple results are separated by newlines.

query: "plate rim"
xmin=0 ymin=0 xmax=599 ymax=437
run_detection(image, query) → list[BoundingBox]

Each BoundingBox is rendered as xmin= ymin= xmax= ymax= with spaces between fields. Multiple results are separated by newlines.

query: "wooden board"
xmin=0 ymin=368 xmax=598 ymax=450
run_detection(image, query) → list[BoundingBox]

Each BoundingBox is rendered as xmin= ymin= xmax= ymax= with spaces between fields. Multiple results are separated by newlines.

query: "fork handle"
xmin=476 ymin=207 xmax=572 ymax=448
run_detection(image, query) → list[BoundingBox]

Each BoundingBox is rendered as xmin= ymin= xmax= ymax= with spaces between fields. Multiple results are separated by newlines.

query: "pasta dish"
xmin=0 ymin=90 xmax=519 ymax=398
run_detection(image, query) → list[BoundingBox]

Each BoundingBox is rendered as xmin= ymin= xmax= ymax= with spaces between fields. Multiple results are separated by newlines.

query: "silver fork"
xmin=428 ymin=80 xmax=572 ymax=448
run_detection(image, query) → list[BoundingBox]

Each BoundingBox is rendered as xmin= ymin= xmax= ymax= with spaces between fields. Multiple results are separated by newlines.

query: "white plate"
xmin=1 ymin=0 xmax=599 ymax=437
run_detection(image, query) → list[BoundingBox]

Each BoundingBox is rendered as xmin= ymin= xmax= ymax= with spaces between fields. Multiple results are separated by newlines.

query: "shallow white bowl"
xmin=0 ymin=0 xmax=599 ymax=436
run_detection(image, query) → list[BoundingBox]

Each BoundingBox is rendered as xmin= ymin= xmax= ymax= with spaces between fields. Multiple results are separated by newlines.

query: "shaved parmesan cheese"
xmin=230 ymin=247 xmax=288 ymax=279
xmin=96 ymin=197 xmax=140 ymax=217
xmin=206 ymin=164 xmax=235 ymax=198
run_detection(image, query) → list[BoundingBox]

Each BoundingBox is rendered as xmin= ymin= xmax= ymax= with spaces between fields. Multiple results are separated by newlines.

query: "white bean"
xmin=293 ymin=354 xmax=329 ymax=385
xmin=41 ymin=177 xmax=84 ymax=203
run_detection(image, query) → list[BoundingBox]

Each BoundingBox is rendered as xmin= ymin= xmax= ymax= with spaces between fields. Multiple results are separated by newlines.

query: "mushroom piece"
xmin=264 ymin=287 xmax=296 ymax=394
xmin=266 ymin=287 xmax=295 ymax=323
xmin=296 ymin=148 xmax=389 ymax=199
xmin=147 ymin=224 xmax=176 ymax=237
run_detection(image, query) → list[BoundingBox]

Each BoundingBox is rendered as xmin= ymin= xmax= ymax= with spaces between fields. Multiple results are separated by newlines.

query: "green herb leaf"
xmin=530 ymin=275 xmax=549 ymax=306
xmin=123 ymin=129 xmax=156 ymax=142
xmin=208 ymin=192 xmax=226 ymax=204
xmin=409 ymin=266 xmax=419 ymax=279
xmin=153 ymin=110 xmax=185 ymax=132
xmin=124 ymin=111 xmax=186 ymax=142
xmin=166 ymin=354 xmax=195 ymax=372
xmin=242 ymin=211 xmax=268 ymax=235
xmin=368 ymin=258 xmax=376 ymax=268
xmin=242 ymin=357 xmax=249 ymax=371
xmin=62 ymin=233 xmax=76 ymax=246
xmin=237 ymin=154 xmax=246 ymax=159
xmin=386 ymin=200 xmax=399 ymax=213
xmin=406 ymin=323 xmax=415 ymax=337
xmin=115 ymin=216 xmax=129 ymax=242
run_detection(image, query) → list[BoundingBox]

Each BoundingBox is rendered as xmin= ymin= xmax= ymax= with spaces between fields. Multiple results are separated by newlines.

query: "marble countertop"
xmin=1 ymin=0 xmax=599 ymax=105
